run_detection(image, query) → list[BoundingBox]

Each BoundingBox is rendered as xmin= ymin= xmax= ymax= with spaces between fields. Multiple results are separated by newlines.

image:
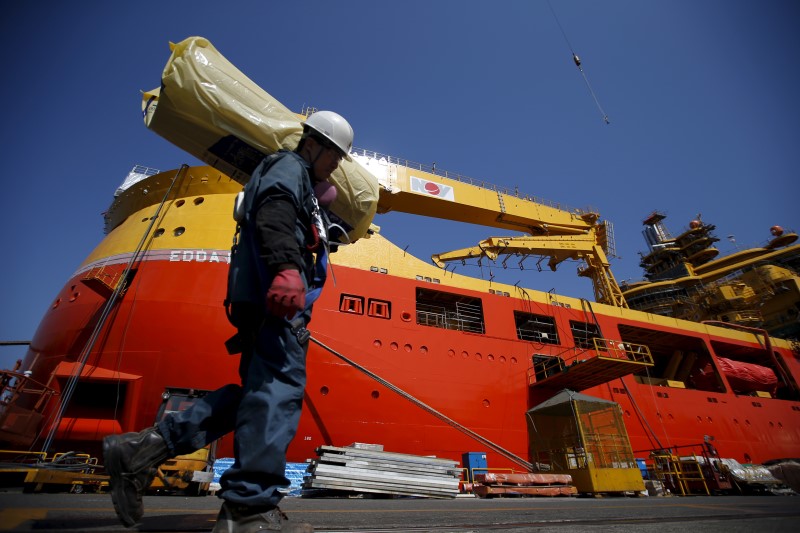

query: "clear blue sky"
xmin=1 ymin=1 xmax=798 ymax=370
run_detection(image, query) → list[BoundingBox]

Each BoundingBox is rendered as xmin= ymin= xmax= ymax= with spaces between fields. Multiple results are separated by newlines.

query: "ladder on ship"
xmin=527 ymin=338 xmax=654 ymax=392
xmin=0 ymin=368 xmax=58 ymax=447
xmin=81 ymin=264 xmax=127 ymax=297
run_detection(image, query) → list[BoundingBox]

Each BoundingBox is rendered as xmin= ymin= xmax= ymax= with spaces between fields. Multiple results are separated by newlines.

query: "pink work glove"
xmin=265 ymin=269 xmax=306 ymax=318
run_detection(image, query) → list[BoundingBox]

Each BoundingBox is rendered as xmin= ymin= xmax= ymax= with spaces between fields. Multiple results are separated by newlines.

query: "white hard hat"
xmin=302 ymin=111 xmax=354 ymax=159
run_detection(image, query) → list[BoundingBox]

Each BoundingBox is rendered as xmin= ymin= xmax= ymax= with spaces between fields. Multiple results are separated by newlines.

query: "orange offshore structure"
xmin=1 ymin=37 xmax=799 ymax=479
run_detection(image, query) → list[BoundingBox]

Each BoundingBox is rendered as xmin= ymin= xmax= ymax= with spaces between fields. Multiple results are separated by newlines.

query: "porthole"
xmin=175 ymin=199 xmax=185 ymax=207
xmin=154 ymin=228 xmax=165 ymax=237
xmin=320 ymin=386 xmax=329 ymax=396
xmin=193 ymin=197 xmax=204 ymax=205
xmin=173 ymin=226 xmax=186 ymax=237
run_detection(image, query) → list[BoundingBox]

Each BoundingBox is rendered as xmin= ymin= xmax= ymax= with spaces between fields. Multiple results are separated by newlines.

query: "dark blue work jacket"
xmin=226 ymin=151 xmax=318 ymax=318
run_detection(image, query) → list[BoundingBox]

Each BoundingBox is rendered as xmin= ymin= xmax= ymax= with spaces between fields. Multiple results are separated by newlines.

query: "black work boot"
xmin=211 ymin=501 xmax=314 ymax=532
xmin=103 ymin=426 xmax=170 ymax=527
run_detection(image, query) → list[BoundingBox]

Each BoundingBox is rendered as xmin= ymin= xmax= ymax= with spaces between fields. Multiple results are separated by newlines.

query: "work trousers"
xmin=157 ymin=314 xmax=309 ymax=508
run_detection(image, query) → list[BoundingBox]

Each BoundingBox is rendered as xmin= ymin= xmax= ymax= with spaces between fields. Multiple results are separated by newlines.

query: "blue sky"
xmin=1 ymin=1 xmax=798 ymax=370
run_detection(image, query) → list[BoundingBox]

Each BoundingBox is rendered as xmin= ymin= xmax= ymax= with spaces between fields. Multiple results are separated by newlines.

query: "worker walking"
xmin=103 ymin=111 xmax=354 ymax=532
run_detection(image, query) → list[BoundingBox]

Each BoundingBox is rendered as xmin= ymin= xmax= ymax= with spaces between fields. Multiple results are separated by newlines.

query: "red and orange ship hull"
xmin=6 ymin=166 xmax=799 ymax=469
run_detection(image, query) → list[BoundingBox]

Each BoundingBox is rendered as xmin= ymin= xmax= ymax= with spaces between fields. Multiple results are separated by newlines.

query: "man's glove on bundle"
xmin=266 ymin=269 xmax=306 ymax=318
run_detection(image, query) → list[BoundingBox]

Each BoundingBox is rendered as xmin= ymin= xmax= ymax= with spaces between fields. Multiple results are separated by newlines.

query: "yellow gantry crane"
xmin=357 ymin=151 xmax=628 ymax=308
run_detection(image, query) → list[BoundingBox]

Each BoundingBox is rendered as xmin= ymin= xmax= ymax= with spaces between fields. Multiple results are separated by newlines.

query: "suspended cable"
xmin=579 ymin=297 xmax=666 ymax=449
xmin=310 ymin=336 xmax=534 ymax=472
xmin=620 ymin=377 xmax=665 ymax=450
xmin=547 ymin=0 xmax=577 ymax=53
xmin=546 ymin=0 xmax=610 ymax=124
xmin=38 ymin=165 xmax=190 ymax=456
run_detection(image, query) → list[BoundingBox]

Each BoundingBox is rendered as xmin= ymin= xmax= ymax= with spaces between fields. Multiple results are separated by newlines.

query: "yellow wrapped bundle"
xmin=142 ymin=36 xmax=378 ymax=240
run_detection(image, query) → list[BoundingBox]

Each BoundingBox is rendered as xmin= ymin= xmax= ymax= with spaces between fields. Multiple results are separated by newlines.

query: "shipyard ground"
xmin=0 ymin=491 xmax=797 ymax=532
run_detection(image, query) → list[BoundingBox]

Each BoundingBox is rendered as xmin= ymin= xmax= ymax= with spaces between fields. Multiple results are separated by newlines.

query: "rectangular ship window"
xmin=569 ymin=320 xmax=601 ymax=349
xmin=416 ymin=287 xmax=485 ymax=334
xmin=515 ymin=312 xmax=559 ymax=344
xmin=368 ymin=299 xmax=391 ymax=319
xmin=339 ymin=294 xmax=364 ymax=314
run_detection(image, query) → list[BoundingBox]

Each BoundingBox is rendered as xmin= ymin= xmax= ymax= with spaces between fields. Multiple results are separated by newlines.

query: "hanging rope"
xmin=620 ymin=377 xmax=666 ymax=450
xmin=579 ymin=297 xmax=667 ymax=449
xmin=310 ymin=336 xmax=534 ymax=472
xmin=546 ymin=0 xmax=610 ymax=124
xmin=38 ymin=165 xmax=189 ymax=456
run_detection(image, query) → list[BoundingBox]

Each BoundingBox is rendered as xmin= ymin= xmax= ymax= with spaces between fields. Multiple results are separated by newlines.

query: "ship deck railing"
xmin=0 ymin=449 xmax=97 ymax=469
xmin=350 ymin=146 xmax=597 ymax=216
xmin=635 ymin=441 xmax=733 ymax=496
xmin=0 ymin=370 xmax=60 ymax=447
xmin=527 ymin=338 xmax=654 ymax=391
xmin=0 ymin=449 xmax=108 ymax=494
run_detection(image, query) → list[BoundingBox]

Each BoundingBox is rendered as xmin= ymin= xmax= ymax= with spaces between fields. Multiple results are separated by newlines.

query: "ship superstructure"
xmin=622 ymin=212 xmax=800 ymax=340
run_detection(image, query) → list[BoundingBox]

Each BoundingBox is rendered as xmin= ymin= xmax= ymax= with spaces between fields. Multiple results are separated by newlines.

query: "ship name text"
xmin=169 ymin=249 xmax=230 ymax=264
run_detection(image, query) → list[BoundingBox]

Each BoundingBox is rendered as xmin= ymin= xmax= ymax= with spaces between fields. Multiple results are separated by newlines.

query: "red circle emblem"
xmin=424 ymin=182 xmax=440 ymax=195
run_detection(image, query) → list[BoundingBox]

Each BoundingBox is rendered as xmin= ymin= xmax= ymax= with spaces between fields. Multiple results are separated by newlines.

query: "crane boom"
xmin=431 ymin=235 xmax=627 ymax=308
xmin=351 ymin=150 xmax=628 ymax=307
xmin=353 ymin=151 xmax=596 ymax=235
